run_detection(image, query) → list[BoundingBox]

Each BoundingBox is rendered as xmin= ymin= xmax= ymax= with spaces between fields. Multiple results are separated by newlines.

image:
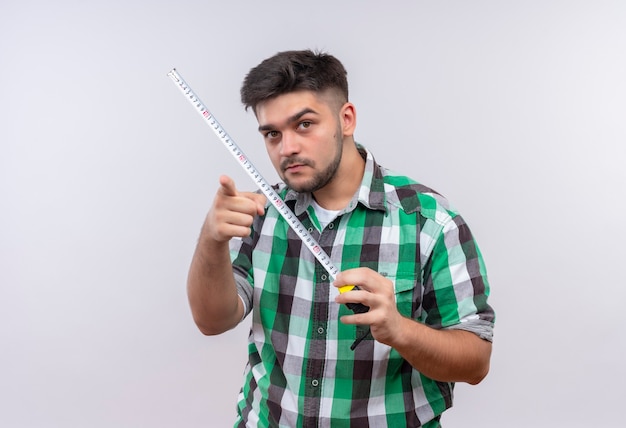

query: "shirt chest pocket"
xmin=387 ymin=271 xmax=421 ymax=319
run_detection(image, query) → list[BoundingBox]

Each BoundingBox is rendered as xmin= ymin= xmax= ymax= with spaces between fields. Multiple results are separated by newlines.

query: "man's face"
xmin=256 ymin=90 xmax=345 ymax=193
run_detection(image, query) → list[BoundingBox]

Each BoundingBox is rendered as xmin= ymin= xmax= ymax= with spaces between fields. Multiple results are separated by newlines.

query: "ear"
xmin=339 ymin=102 xmax=357 ymax=137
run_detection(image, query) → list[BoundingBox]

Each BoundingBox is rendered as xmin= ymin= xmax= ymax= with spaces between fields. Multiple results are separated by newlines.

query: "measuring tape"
xmin=167 ymin=69 xmax=368 ymax=316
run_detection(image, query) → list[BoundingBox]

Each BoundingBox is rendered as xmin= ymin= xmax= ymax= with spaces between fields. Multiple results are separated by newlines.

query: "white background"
xmin=2 ymin=1 xmax=625 ymax=426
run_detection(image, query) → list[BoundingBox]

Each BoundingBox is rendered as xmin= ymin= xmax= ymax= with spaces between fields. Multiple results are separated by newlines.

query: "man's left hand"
xmin=334 ymin=267 xmax=403 ymax=346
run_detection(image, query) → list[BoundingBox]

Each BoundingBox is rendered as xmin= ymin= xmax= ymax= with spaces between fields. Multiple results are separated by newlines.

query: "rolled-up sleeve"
xmin=422 ymin=214 xmax=495 ymax=342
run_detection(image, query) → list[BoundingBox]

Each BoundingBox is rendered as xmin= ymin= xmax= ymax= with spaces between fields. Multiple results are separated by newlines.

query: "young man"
xmin=187 ymin=50 xmax=495 ymax=427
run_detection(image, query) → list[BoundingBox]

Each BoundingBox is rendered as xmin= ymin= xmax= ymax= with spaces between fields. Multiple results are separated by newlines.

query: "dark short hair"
xmin=240 ymin=49 xmax=349 ymax=112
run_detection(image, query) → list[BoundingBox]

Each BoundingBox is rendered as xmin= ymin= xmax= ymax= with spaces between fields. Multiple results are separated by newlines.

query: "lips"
xmin=281 ymin=157 xmax=311 ymax=173
xmin=284 ymin=163 xmax=305 ymax=173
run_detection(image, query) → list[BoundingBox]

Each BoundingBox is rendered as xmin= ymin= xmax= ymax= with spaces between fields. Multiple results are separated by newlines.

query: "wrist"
xmin=386 ymin=316 xmax=425 ymax=350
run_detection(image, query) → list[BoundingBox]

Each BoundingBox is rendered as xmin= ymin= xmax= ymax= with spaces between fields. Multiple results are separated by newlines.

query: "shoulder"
xmin=380 ymin=167 xmax=459 ymax=225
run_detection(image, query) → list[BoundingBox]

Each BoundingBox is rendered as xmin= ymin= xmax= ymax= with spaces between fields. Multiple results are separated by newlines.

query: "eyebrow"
xmin=258 ymin=108 xmax=318 ymax=133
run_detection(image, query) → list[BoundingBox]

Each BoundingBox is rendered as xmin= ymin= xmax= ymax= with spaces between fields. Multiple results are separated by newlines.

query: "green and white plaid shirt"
xmin=230 ymin=146 xmax=495 ymax=427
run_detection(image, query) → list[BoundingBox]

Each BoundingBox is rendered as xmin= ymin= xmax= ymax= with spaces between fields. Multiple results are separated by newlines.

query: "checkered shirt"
xmin=229 ymin=146 xmax=495 ymax=427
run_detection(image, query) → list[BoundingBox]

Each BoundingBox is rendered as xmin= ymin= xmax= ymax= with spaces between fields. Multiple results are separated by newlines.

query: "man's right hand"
xmin=204 ymin=175 xmax=267 ymax=242
xmin=187 ymin=175 xmax=265 ymax=335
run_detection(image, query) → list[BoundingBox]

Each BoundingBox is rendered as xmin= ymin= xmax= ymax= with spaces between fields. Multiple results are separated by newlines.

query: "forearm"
xmin=389 ymin=317 xmax=492 ymax=385
xmin=187 ymin=235 xmax=243 ymax=335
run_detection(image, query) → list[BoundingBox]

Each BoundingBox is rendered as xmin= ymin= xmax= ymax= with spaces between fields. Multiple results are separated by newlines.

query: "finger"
xmin=209 ymin=207 xmax=256 ymax=241
xmin=242 ymin=192 xmax=267 ymax=215
xmin=338 ymin=305 xmax=373 ymax=326
xmin=339 ymin=312 xmax=370 ymax=326
xmin=220 ymin=222 xmax=254 ymax=239
xmin=335 ymin=288 xmax=369 ymax=307
xmin=220 ymin=175 xmax=266 ymax=215
xmin=336 ymin=269 xmax=395 ymax=307
xmin=218 ymin=175 xmax=238 ymax=197
xmin=334 ymin=267 xmax=376 ymax=292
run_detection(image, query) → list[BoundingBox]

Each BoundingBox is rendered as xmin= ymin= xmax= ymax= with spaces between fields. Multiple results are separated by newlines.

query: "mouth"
xmin=281 ymin=158 xmax=311 ymax=174
xmin=283 ymin=163 xmax=305 ymax=173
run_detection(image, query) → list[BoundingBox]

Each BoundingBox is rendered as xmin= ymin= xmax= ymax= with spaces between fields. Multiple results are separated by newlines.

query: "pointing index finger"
xmin=218 ymin=175 xmax=238 ymax=197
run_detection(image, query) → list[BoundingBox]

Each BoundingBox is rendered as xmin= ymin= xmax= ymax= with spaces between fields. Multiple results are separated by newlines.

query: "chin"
xmin=285 ymin=179 xmax=316 ymax=193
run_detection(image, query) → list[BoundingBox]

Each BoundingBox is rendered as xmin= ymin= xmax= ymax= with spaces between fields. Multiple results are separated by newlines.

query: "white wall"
xmin=2 ymin=1 xmax=625 ymax=426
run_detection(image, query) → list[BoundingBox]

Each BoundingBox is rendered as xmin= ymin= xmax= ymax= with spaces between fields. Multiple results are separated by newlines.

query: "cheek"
xmin=265 ymin=145 xmax=283 ymax=170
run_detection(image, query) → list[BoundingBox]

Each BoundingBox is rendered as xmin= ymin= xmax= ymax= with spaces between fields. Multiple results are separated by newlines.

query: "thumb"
xmin=250 ymin=192 xmax=268 ymax=215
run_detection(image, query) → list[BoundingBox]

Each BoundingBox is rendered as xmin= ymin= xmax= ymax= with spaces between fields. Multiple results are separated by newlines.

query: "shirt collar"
xmin=284 ymin=144 xmax=388 ymax=216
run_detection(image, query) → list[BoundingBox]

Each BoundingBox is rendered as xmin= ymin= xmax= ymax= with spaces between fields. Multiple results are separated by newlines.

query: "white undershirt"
xmin=311 ymin=200 xmax=341 ymax=229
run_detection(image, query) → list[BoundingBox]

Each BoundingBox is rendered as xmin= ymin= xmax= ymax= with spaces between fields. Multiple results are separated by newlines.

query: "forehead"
xmin=255 ymin=90 xmax=337 ymax=125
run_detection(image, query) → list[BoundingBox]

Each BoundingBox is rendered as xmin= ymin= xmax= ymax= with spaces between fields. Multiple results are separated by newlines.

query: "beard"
xmin=280 ymin=126 xmax=343 ymax=193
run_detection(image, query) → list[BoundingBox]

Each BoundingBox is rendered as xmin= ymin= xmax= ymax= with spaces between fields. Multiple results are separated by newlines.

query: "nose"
xmin=279 ymin=132 xmax=300 ymax=157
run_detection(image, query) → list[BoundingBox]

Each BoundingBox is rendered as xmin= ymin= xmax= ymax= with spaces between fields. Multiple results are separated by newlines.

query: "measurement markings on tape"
xmin=167 ymin=69 xmax=368 ymax=319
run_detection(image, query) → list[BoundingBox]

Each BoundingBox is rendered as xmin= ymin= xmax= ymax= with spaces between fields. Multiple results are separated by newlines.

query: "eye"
xmin=265 ymin=130 xmax=280 ymax=140
xmin=298 ymin=121 xmax=312 ymax=130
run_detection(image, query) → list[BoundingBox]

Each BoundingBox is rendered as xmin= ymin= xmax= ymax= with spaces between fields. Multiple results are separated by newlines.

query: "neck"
xmin=313 ymin=141 xmax=365 ymax=210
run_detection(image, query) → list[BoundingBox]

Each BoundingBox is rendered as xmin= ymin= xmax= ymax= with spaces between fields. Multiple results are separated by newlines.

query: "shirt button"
xmin=328 ymin=223 xmax=334 ymax=229
xmin=317 ymin=326 xmax=325 ymax=334
xmin=321 ymin=274 xmax=327 ymax=281
xmin=311 ymin=379 xmax=319 ymax=387
xmin=308 ymin=227 xmax=314 ymax=233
